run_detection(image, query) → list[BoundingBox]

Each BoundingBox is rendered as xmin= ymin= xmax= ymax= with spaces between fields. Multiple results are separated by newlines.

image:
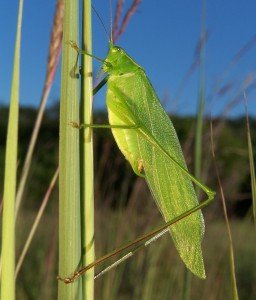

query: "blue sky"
xmin=0 ymin=0 xmax=256 ymax=117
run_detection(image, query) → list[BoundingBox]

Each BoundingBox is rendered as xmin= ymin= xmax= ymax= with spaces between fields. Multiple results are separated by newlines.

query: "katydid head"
xmin=104 ymin=44 xmax=139 ymax=75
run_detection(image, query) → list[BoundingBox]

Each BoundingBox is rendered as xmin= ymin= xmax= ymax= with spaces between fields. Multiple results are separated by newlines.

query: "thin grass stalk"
xmin=42 ymin=222 xmax=58 ymax=299
xmin=184 ymin=1 xmax=206 ymax=299
xmin=0 ymin=0 xmax=23 ymax=298
xmin=58 ymin=0 xmax=82 ymax=298
xmin=81 ymin=0 xmax=95 ymax=298
xmin=15 ymin=0 xmax=64 ymax=217
xmin=194 ymin=12 xmax=206 ymax=191
xmin=142 ymin=243 xmax=165 ymax=300
xmin=210 ymin=122 xmax=239 ymax=300
xmin=244 ymin=94 xmax=256 ymax=227
xmin=15 ymin=168 xmax=59 ymax=278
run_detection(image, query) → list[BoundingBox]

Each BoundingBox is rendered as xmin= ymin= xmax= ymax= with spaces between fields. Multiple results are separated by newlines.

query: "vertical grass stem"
xmin=58 ymin=0 xmax=82 ymax=299
xmin=81 ymin=0 xmax=95 ymax=298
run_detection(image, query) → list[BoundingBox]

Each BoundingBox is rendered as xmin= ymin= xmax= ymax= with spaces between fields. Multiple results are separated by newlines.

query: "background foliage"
xmin=0 ymin=107 xmax=255 ymax=299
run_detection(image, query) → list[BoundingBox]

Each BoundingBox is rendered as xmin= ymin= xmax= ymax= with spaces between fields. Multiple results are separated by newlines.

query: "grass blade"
xmin=81 ymin=0 xmax=95 ymax=298
xmin=58 ymin=0 xmax=82 ymax=298
xmin=1 ymin=0 xmax=23 ymax=298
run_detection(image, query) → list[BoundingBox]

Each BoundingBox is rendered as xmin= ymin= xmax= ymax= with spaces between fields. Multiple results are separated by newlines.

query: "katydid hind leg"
xmin=58 ymin=194 xmax=214 ymax=284
xmin=95 ymin=194 xmax=214 ymax=280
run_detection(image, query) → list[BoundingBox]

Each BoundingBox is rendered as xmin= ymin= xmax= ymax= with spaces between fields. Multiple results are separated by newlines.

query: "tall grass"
xmin=1 ymin=1 xmax=23 ymax=299
xmin=58 ymin=0 xmax=81 ymax=298
xmin=81 ymin=0 xmax=95 ymax=298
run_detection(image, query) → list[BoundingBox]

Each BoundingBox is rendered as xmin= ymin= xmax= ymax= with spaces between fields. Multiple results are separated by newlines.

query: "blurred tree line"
xmin=0 ymin=105 xmax=254 ymax=219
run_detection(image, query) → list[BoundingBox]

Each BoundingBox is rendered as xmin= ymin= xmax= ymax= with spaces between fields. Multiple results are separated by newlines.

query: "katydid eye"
xmin=115 ymin=47 xmax=121 ymax=52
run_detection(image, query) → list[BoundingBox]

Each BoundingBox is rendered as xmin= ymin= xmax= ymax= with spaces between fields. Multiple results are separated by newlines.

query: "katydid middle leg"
xmin=70 ymin=122 xmax=139 ymax=130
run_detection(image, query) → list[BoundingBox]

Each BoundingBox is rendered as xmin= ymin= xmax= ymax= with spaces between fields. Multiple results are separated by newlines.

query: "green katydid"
xmin=58 ymin=41 xmax=215 ymax=283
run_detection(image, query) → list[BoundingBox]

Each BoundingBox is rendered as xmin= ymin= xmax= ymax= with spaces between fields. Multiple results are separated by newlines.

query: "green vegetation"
xmin=0 ymin=107 xmax=255 ymax=299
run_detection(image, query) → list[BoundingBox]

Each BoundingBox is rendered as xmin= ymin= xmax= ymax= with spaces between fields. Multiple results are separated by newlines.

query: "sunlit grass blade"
xmin=80 ymin=0 xmax=95 ymax=298
xmin=58 ymin=0 xmax=81 ymax=298
xmin=0 ymin=0 xmax=23 ymax=299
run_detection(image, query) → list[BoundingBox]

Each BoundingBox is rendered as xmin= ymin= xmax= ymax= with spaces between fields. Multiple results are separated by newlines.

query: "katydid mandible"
xmin=72 ymin=42 xmax=215 ymax=279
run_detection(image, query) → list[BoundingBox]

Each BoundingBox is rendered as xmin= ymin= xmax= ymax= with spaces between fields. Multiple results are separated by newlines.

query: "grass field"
xmin=15 ymin=205 xmax=255 ymax=299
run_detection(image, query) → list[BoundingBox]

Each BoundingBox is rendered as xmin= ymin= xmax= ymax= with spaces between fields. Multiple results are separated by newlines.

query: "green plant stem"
xmin=81 ymin=0 xmax=95 ymax=298
xmin=58 ymin=0 xmax=82 ymax=299
xmin=1 ymin=0 xmax=23 ymax=299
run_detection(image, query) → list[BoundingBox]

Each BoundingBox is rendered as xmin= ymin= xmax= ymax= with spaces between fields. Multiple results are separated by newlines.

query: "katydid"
xmin=59 ymin=41 xmax=215 ymax=283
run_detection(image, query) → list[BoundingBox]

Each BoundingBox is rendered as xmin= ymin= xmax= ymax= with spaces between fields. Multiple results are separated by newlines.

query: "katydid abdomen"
xmin=105 ymin=46 xmax=205 ymax=278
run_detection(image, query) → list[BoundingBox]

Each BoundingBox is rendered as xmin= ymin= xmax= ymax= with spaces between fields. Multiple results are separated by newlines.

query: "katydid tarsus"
xmin=58 ymin=41 xmax=215 ymax=284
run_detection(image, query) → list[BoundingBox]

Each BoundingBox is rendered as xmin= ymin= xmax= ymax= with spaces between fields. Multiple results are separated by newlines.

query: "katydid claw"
xmin=57 ymin=275 xmax=74 ymax=284
xmin=68 ymin=40 xmax=80 ymax=53
xmin=69 ymin=121 xmax=82 ymax=129
xmin=57 ymin=271 xmax=80 ymax=284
